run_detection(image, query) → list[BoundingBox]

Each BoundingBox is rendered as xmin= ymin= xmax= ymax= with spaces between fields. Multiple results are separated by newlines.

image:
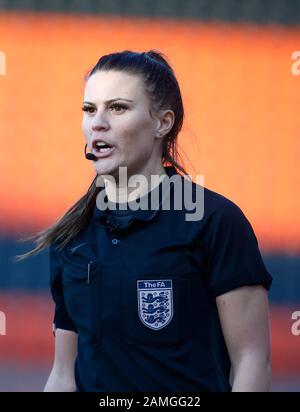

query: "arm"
xmin=216 ymin=285 xmax=271 ymax=392
xmin=44 ymin=328 xmax=78 ymax=392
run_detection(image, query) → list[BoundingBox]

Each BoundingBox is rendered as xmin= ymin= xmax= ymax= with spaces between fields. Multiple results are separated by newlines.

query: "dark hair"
xmin=14 ymin=50 xmax=188 ymax=261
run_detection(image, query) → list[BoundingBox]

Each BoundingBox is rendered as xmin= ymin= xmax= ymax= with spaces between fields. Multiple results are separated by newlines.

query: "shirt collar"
xmin=92 ymin=166 xmax=180 ymax=224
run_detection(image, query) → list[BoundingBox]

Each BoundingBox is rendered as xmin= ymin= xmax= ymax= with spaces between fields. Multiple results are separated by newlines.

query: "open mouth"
xmin=93 ymin=140 xmax=114 ymax=153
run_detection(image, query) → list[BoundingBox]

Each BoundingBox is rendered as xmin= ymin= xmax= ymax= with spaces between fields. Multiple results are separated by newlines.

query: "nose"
xmin=91 ymin=109 xmax=110 ymax=132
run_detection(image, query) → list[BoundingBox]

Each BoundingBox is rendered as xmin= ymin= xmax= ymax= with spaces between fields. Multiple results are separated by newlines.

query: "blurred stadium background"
xmin=0 ymin=0 xmax=300 ymax=392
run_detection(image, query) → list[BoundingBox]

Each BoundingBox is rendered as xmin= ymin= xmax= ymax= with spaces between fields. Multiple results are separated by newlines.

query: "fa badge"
xmin=137 ymin=280 xmax=173 ymax=330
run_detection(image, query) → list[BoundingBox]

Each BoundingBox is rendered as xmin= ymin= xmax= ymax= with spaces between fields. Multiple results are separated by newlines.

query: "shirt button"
xmin=112 ymin=238 xmax=120 ymax=245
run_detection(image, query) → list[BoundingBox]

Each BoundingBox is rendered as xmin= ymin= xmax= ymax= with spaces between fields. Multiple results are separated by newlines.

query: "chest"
xmin=60 ymin=218 xmax=211 ymax=347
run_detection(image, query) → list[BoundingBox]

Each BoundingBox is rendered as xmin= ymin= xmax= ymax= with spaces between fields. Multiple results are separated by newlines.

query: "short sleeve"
xmin=203 ymin=200 xmax=273 ymax=297
xmin=49 ymin=242 xmax=78 ymax=334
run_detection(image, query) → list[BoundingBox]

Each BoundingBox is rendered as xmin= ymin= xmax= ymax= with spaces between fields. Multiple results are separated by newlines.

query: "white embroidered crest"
xmin=137 ymin=280 xmax=173 ymax=330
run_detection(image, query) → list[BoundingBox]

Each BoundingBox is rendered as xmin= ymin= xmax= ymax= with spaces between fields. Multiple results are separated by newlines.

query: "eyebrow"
xmin=82 ymin=98 xmax=134 ymax=105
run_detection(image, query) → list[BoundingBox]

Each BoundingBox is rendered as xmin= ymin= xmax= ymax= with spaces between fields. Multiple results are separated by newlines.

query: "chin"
xmin=94 ymin=162 xmax=120 ymax=178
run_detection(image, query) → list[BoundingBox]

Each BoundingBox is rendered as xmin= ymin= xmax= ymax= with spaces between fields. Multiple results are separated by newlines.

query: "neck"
xmin=103 ymin=164 xmax=167 ymax=203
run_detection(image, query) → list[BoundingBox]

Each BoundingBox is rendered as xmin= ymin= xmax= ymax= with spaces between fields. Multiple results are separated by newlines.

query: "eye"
xmin=81 ymin=105 xmax=95 ymax=113
xmin=109 ymin=103 xmax=128 ymax=112
xmin=81 ymin=103 xmax=128 ymax=114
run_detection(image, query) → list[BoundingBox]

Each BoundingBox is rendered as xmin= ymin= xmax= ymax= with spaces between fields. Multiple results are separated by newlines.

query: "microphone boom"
xmin=84 ymin=144 xmax=98 ymax=161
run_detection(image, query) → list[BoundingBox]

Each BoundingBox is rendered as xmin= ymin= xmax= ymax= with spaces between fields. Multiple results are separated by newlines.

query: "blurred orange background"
xmin=0 ymin=12 xmax=299 ymax=252
xmin=0 ymin=10 xmax=299 ymax=391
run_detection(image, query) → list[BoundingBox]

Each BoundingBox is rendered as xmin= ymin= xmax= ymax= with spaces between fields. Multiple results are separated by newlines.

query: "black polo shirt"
xmin=49 ymin=166 xmax=272 ymax=392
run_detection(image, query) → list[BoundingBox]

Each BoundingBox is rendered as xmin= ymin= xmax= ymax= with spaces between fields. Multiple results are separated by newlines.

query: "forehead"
xmin=84 ymin=70 xmax=145 ymax=102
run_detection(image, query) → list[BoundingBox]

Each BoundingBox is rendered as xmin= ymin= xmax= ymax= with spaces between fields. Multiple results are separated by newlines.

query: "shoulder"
xmin=170 ymin=175 xmax=252 ymax=236
xmin=195 ymin=185 xmax=261 ymax=259
xmin=49 ymin=240 xmax=66 ymax=281
xmin=49 ymin=238 xmax=73 ymax=278
xmin=185 ymin=176 xmax=250 ymax=225
xmin=50 ymin=239 xmax=68 ymax=261
xmin=203 ymin=186 xmax=257 ymax=244
xmin=203 ymin=186 xmax=247 ymax=221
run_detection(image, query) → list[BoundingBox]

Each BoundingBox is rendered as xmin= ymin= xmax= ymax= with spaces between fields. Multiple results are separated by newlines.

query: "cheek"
xmin=121 ymin=134 xmax=153 ymax=164
xmin=81 ymin=118 xmax=90 ymax=138
xmin=122 ymin=111 xmax=154 ymax=136
xmin=120 ymin=117 xmax=154 ymax=148
xmin=118 ymin=130 xmax=146 ymax=156
xmin=116 ymin=127 xmax=135 ymax=151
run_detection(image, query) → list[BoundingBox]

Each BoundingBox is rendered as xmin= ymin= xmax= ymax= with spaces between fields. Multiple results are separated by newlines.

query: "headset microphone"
xmin=84 ymin=143 xmax=98 ymax=161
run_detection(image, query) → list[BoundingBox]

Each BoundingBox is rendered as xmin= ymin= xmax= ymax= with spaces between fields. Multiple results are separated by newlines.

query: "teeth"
xmin=99 ymin=147 xmax=111 ymax=152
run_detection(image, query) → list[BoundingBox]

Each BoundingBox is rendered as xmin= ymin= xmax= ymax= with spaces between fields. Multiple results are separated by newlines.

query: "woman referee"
xmin=16 ymin=50 xmax=272 ymax=392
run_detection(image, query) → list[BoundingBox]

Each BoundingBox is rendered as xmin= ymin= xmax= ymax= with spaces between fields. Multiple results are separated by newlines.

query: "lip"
xmin=91 ymin=146 xmax=115 ymax=159
xmin=90 ymin=137 xmax=115 ymax=160
xmin=92 ymin=137 xmax=114 ymax=148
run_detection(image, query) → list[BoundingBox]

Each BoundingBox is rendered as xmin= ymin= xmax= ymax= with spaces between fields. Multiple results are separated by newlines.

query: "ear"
xmin=155 ymin=109 xmax=175 ymax=139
